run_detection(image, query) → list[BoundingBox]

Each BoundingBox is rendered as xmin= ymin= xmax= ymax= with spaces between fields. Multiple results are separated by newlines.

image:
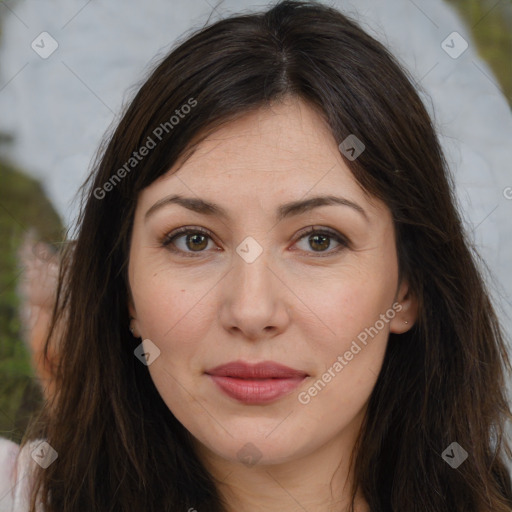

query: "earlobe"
xmin=129 ymin=316 xmax=141 ymax=338
xmin=128 ymin=299 xmax=141 ymax=338
xmin=390 ymin=280 xmax=418 ymax=334
xmin=129 ymin=320 xmax=139 ymax=337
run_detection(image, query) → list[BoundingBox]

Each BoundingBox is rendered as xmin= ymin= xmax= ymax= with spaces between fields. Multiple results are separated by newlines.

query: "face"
xmin=128 ymin=97 xmax=416 ymax=468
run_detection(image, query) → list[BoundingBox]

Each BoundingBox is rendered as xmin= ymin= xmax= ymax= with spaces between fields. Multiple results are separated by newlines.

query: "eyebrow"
xmin=144 ymin=194 xmax=369 ymax=223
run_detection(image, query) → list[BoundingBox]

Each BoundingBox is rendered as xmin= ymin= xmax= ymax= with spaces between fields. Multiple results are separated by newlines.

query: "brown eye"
xmin=161 ymin=226 xmax=348 ymax=258
xmin=294 ymin=227 xmax=349 ymax=256
xmin=308 ymin=233 xmax=331 ymax=251
xmin=162 ymin=227 xmax=215 ymax=256
xmin=184 ymin=233 xmax=209 ymax=251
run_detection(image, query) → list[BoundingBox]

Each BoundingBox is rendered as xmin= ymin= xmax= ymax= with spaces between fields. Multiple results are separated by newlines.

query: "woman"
xmin=2 ymin=1 xmax=511 ymax=510
xmin=16 ymin=231 xmax=62 ymax=402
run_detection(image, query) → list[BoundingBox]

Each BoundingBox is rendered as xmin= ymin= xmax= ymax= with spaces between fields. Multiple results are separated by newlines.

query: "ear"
xmin=128 ymin=295 xmax=141 ymax=338
xmin=389 ymin=279 xmax=418 ymax=334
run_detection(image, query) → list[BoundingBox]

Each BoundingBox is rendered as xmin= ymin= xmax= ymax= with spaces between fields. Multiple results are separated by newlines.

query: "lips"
xmin=205 ymin=360 xmax=308 ymax=404
xmin=206 ymin=361 xmax=307 ymax=379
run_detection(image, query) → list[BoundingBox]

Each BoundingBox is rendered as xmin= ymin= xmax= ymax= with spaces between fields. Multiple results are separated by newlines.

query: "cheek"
xmin=130 ymin=246 xmax=200 ymax=334
xmin=131 ymin=267 xmax=217 ymax=375
xmin=293 ymin=279 xmax=394 ymax=434
xmin=135 ymin=282 xmax=205 ymax=345
xmin=298 ymin=264 xmax=397 ymax=352
xmin=293 ymin=258 xmax=397 ymax=407
xmin=132 ymin=276 xmax=210 ymax=416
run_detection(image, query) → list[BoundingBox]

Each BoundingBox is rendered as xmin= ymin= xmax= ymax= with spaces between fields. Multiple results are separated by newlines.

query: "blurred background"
xmin=0 ymin=0 xmax=511 ymax=444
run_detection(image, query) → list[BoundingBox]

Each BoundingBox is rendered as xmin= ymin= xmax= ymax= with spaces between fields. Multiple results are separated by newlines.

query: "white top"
xmin=0 ymin=438 xmax=44 ymax=512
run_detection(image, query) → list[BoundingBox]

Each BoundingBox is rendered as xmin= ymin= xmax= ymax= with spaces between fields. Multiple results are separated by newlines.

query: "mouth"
xmin=205 ymin=360 xmax=308 ymax=405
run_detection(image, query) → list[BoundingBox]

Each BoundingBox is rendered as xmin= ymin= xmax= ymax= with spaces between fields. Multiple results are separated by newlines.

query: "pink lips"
xmin=205 ymin=360 xmax=308 ymax=405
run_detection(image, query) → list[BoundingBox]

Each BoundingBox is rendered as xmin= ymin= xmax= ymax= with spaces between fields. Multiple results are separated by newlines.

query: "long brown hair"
xmin=22 ymin=1 xmax=512 ymax=510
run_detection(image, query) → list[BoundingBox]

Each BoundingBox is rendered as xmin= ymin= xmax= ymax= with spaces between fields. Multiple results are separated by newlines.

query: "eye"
xmin=293 ymin=226 xmax=349 ymax=256
xmin=161 ymin=225 xmax=349 ymax=258
xmin=161 ymin=226 xmax=217 ymax=257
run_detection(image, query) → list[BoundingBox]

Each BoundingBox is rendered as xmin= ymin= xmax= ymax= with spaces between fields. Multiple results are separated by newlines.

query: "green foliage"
xmin=0 ymin=161 xmax=64 ymax=442
xmin=446 ymin=0 xmax=512 ymax=104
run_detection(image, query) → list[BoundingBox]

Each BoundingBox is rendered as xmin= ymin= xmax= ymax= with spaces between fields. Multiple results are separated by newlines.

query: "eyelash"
xmin=160 ymin=225 xmax=350 ymax=258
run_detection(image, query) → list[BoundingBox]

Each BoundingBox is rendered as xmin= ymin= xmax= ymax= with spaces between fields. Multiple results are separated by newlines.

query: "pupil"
xmin=310 ymin=234 xmax=329 ymax=251
xmin=187 ymin=233 xmax=207 ymax=251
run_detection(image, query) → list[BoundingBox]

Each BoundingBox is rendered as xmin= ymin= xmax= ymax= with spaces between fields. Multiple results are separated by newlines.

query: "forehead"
xmin=138 ymin=98 xmax=382 ymax=218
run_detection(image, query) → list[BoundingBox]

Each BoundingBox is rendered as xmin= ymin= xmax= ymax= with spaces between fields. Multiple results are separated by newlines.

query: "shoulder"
xmin=0 ymin=437 xmax=46 ymax=512
xmin=0 ymin=437 xmax=20 ymax=510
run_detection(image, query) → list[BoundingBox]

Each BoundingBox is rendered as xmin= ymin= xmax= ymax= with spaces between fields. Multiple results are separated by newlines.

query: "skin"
xmin=128 ymin=96 xmax=417 ymax=512
xmin=18 ymin=238 xmax=60 ymax=402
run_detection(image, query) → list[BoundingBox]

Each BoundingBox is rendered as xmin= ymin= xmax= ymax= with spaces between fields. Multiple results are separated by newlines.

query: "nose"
xmin=219 ymin=243 xmax=292 ymax=341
